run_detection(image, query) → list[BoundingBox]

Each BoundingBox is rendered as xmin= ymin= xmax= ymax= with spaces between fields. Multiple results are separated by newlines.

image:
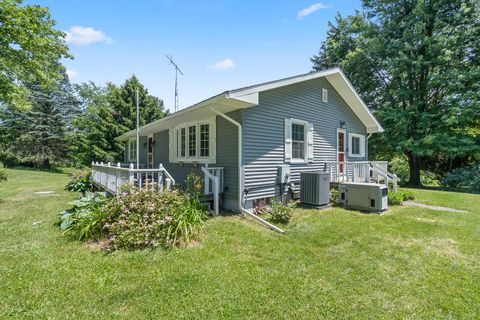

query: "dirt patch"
xmin=410 ymin=216 xmax=438 ymax=223
xmin=33 ymin=191 xmax=57 ymax=195
xmin=404 ymin=201 xmax=467 ymax=213
xmin=389 ymin=236 xmax=466 ymax=259
xmin=84 ymin=240 xmax=110 ymax=251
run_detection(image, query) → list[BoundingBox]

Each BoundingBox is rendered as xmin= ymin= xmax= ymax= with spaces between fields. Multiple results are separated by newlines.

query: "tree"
xmin=70 ymin=76 xmax=167 ymax=165
xmin=70 ymin=82 xmax=124 ymax=165
xmin=107 ymin=75 xmax=167 ymax=134
xmin=312 ymin=0 xmax=480 ymax=186
xmin=0 ymin=0 xmax=71 ymax=101
xmin=0 ymin=76 xmax=77 ymax=168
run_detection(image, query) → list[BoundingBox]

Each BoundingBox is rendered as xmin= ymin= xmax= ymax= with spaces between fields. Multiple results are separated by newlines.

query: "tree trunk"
xmin=42 ymin=158 xmax=50 ymax=169
xmin=406 ymin=152 xmax=422 ymax=187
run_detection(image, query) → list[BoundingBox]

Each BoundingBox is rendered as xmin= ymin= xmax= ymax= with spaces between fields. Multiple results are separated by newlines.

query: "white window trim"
xmin=348 ymin=133 xmax=366 ymax=157
xmin=285 ymin=118 xmax=312 ymax=164
xmin=170 ymin=118 xmax=216 ymax=164
xmin=322 ymin=88 xmax=328 ymax=103
xmin=127 ymin=138 xmax=137 ymax=162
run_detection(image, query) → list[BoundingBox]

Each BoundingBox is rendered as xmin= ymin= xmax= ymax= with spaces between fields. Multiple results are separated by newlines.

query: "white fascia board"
xmin=228 ymin=68 xmax=341 ymax=96
xmin=116 ymin=94 xmax=227 ymax=141
xmin=226 ymin=92 xmax=259 ymax=106
xmin=325 ymin=71 xmax=384 ymax=134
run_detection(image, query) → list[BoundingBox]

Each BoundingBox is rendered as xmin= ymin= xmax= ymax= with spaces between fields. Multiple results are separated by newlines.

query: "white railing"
xmin=322 ymin=161 xmax=372 ymax=183
xmin=321 ymin=160 xmax=398 ymax=190
xmin=201 ymin=166 xmax=224 ymax=215
xmin=91 ymin=162 xmax=175 ymax=194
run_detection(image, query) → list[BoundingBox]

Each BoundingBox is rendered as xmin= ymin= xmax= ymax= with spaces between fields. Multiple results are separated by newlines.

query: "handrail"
xmin=92 ymin=161 xmax=175 ymax=194
xmin=159 ymin=164 xmax=175 ymax=185
xmin=201 ymin=166 xmax=220 ymax=215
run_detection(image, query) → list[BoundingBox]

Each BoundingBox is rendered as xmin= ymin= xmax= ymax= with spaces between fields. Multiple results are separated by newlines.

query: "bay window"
xmin=170 ymin=119 xmax=216 ymax=163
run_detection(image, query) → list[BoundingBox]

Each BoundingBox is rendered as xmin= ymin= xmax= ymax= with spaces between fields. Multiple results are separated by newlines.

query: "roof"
xmin=117 ymin=67 xmax=383 ymax=141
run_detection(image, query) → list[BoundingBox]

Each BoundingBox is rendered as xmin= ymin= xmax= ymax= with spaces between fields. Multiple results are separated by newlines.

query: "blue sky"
xmin=27 ymin=0 xmax=362 ymax=112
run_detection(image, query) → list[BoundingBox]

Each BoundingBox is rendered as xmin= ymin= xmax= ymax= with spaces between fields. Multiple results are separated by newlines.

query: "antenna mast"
xmin=166 ymin=54 xmax=183 ymax=112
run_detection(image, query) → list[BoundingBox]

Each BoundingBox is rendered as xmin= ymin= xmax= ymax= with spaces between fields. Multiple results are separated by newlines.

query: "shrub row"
xmin=59 ymin=186 xmax=208 ymax=250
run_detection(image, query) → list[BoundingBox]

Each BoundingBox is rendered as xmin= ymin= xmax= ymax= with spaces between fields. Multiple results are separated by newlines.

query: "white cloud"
xmin=65 ymin=26 xmax=113 ymax=45
xmin=66 ymin=69 xmax=78 ymax=79
xmin=211 ymin=58 xmax=235 ymax=70
xmin=297 ymin=3 xmax=331 ymax=19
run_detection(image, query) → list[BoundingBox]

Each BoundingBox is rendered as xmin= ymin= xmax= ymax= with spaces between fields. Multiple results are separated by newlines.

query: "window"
xmin=200 ymin=124 xmax=209 ymax=157
xmin=180 ymin=127 xmax=186 ymax=157
xmin=188 ymin=125 xmax=196 ymax=157
xmin=322 ymin=88 xmax=328 ymax=102
xmin=170 ymin=119 xmax=216 ymax=163
xmin=128 ymin=139 xmax=137 ymax=161
xmin=285 ymin=118 xmax=313 ymax=163
xmin=351 ymin=136 xmax=360 ymax=155
xmin=292 ymin=123 xmax=305 ymax=160
xmin=348 ymin=133 xmax=365 ymax=157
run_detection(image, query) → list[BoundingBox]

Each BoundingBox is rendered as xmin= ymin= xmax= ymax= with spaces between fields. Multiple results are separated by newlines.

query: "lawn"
xmin=1 ymin=169 xmax=479 ymax=319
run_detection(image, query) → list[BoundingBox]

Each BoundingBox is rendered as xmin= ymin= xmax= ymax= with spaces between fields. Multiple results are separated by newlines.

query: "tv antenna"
xmin=166 ymin=54 xmax=183 ymax=112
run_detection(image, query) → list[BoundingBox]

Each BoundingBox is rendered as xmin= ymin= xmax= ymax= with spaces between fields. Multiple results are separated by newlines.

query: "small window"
xmin=292 ymin=123 xmax=305 ymax=160
xmin=128 ymin=139 xmax=137 ymax=161
xmin=180 ymin=127 xmax=186 ymax=157
xmin=188 ymin=125 xmax=196 ymax=157
xmin=348 ymin=133 xmax=365 ymax=157
xmin=351 ymin=136 xmax=361 ymax=155
xmin=322 ymin=88 xmax=328 ymax=102
xmin=200 ymin=124 xmax=209 ymax=157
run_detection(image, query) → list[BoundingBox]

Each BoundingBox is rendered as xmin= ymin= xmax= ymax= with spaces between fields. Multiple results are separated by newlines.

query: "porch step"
xmin=199 ymin=193 xmax=225 ymax=211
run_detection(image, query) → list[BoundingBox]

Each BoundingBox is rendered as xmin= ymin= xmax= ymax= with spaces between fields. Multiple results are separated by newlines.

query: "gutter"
xmin=210 ymin=106 xmax=284 ymax=234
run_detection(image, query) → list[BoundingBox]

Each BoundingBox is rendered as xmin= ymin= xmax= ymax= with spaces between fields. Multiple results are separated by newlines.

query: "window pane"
xmin=338 ymin=132 xmax=344 ymax=152
xmin=181 ymin=128 xmax=186 ymax=157
xmin=176 ymin=130 xmax=179 ymax=158
xmin=188 ymin=125 xmax=196 ymax=157
xmin=292 ymin=123 xmax=304 ymax=142
xmin=200 ymin=124 xmax=209 ymax=157
xmin=292 ymin=123 xmax=305 ymax=159
xmin=352 ymin=137 xmax=360 ymax=155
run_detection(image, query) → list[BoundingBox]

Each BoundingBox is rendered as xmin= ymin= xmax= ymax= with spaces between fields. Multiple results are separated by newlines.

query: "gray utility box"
xmin=338 ymin=182 xmax=388 ymax=212
xmin=300 ymin=171 xmax=331 ymax=207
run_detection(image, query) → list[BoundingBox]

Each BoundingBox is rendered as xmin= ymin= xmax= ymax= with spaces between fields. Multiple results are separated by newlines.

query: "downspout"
xmin=210 ymin=106 xmax=284 ymax=233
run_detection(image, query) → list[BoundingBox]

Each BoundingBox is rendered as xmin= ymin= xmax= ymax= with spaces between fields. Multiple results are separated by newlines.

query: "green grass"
xmin=1 ymin=169 xmax=479 ymax=319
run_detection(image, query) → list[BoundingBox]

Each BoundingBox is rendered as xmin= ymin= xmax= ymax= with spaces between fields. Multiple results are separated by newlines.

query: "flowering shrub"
xmin=102 ymin=188 xmax=207 ymax=250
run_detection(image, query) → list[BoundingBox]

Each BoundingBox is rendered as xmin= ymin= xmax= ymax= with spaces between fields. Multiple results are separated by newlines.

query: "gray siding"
xmin=153 ymin=131 xmax=203 ymax=182
xmin=242 ymin=77 xmax=367 ymax=200
xmin=149 ymin=111 xmax=241 ymax=211
xmin=215 ymin=110 xmax=242 ymax=208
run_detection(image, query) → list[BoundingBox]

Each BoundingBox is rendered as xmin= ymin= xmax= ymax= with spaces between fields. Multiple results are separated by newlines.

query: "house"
xmin=92 ymin=68 xmax=396 ymax=215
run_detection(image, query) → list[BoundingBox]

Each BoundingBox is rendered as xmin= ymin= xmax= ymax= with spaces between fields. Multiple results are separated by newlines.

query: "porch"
xmin=91 ymin=162 xmax=224 ymax=214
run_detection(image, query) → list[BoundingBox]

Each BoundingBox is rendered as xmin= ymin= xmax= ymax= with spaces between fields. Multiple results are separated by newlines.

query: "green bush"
xmin=167 ymin=198 xmax=207 ymax=245
xmin=269 ymin=200 xmax=295 ymax=224
xmin=0 ymin=168 xmax=7 ymax=182
xmin=388 ymin=191 xmax=404 ymax=205
xmin=58 ymin=192 xmax=108 ymax=241
xmin=330 ymin=187 xmax=340 ymax=206
xmin=399 ymin=189 xmax=415 ymax=201
xmin=65 ymin=170 xmax=93 ymax=194
xmin=102 ymin=188 xmax=208 ymax=249
xmin=443 ymin=165 xmax=480 ymax=193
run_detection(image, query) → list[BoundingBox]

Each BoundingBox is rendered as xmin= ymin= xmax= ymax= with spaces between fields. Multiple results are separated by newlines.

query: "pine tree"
xmin=0 ymin=77 xmax=77 ymax=168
